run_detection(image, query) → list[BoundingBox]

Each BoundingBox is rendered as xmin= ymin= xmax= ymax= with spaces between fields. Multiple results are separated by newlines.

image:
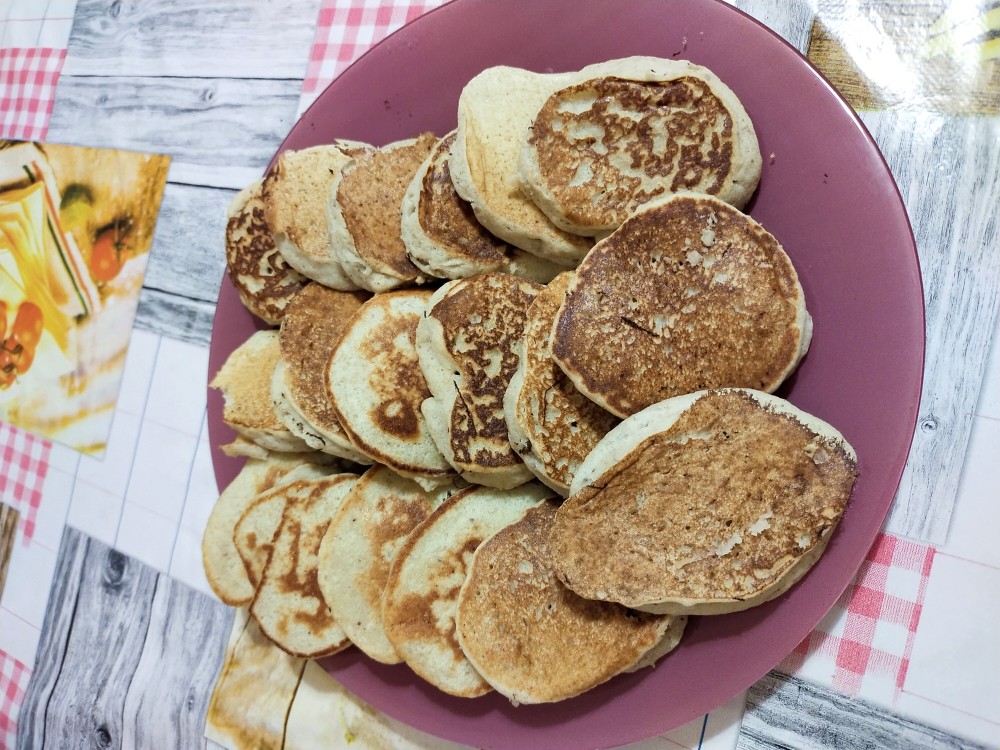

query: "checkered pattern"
xmin=779 ymin=532 xmax=935 ymax=705
xmin=0 ymin=650 xmax=31 ymax=750
xmin=0 ymin=47 xmax=66 ymax=140
xmin=0 ymin=422 xmax=51 ymax=545
xmin=299 ymin=0 xmax=448 ymax=115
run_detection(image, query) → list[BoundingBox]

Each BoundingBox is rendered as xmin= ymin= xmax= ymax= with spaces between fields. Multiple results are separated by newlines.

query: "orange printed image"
xmin=0 ymin=141 xmax=170 ymax=455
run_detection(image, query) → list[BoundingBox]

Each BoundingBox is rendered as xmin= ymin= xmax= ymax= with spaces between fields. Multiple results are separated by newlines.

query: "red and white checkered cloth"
xmin=0 ymin=47 xmax=66 ymax=140
xmin=0 ymin=422 xmax=51 ymax=545
xmin=779 ymin=532 xmax=936 ymax=705
xmin=0 ymin=650 xmax=31 ymax=750
xmin=300 ymin=0 xmax=448 ymax=115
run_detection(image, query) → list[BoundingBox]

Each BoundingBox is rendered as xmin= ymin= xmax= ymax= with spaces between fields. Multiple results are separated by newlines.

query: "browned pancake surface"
xmin=551 ymin=390 xmax=857 ymax=608
xmin=418 ymin=133 xmax=510 ymax=267
xmin=339 ymin=133 xmax=436 ymax=279
xmin=530 ymin=76 xmax=736 ymax=229
xmin=553 ymin=195 xmax=804 ymax=417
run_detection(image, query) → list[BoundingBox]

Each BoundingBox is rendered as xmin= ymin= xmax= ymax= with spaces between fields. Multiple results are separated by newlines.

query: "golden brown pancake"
xmin=456 ymin=500 xmax=685 ymax=704
xmin=417 ymin=273 xmax=542 ymax=488
xmin=551 ymin=193 xmax=811 ymax=418
xmin=519 ymin=57 xmax=761 ymax=235
xmin=225 ymin=179 xmax=307 ymax=325
xmin=273 ymin=282 xmax=372 ymax=463
xmin=504 ymin=272 xmax=619 ymax=494
xmin=327 ymin=289 xmax=454 ymax=487
xmin=551 ymin=389 xmax=858 ymax=615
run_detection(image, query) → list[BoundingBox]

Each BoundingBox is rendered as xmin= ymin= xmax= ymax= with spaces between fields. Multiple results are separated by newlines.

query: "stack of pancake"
xmin=205 ymin=55 xmax=858 ymax=706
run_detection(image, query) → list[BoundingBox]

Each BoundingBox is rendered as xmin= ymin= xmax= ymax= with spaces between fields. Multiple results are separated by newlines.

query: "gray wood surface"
xmin=866 ymin=113 xmax=1000 ymax=543
xmin=732 ymin=0 xmax=814 ymax=52
xmin=739 ymin=671 xmax=990 ymax=749
xmin=17 ymin=528 xmax=232 ymax=750
xmin=135 ymin=287 xmax=218 ymax=347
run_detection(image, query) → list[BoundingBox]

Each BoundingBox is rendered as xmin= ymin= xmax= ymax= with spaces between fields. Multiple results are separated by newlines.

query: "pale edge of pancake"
xmin=328 ymin=137 xmax=424 ymax=293
xmin=416 ymin=281 xmax=535 ymax=489
xmin=448 ymin=66 xmax=592 ymax=266
xmin=270 ymin=359 xmax=374 ymax=465
xmin=516 ymin=56 xmax=763 ymax=236
xmin=568 ymin=388 xmax=857 ymax=615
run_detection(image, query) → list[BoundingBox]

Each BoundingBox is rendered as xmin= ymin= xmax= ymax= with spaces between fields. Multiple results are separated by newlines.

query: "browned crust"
xmin=550 ymin=390 xmax=858 ymax=608
xmin=552 ymin=195 xmax=804 ymax=417
xmin=338 ymin=133 xmax=437 ymax=279
xmin=418 ymin=133 xmax=510 ymax=265
xmin=529 ymin=76 xmax=735 ymax=229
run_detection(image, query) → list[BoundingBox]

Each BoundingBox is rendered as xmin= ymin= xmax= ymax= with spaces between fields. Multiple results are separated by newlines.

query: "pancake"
xmin=456 ymin=501 xmax=686 ymax=704
xmin=328 ymin=134 xmax=436 ymax=292
xmin=551 ymin=389 xmax=858 ymax=615
xmin=382 ymin=482 xmax=555 ymax=697
xmin=551 ymin=193 xmax=812 ymax=418
xmin=224 ymin=178 xmax=307 ymax=325
xmin=250 ymin=473 xmax=359 ymax=657
xmin=211 ymin=330 xmax=310 ymax=453
xmin=519 ymin=56 xmax=761 ymax=236
xmin=272 ymin=282 xmax=372 ymax=464
xmin=504 ymin=272 xmax=620 ymax=495
xmin=317 ymin=465 xmax=442 ymax=664
xmin=450 ymin=66 xmax=593 ymax=265
xmin=327 ymin=289 xmax=454 ymax=488
xmin=417 ymin=273 xmax=541 ymax=488
xmin=263 ymin=142 xmax=371 ymax=290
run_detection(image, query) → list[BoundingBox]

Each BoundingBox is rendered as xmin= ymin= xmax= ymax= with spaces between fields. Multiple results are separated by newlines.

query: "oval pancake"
xmin=327 ymin=289 xmax=454 ymax=487
xmin=504 ymin=272 xmax=619 ymax=495
xmin=416 ymin=273 xmax=541 ymax=488
xmin=329 ymin=133 xmax=436 ymax=292
xmin=272 ymin=282 xmax=372 ymax=464
xmin=519 ymin=56 xmax=761 ymax=235
xmin=551 ymin=389 xmax=858 ymax=615
xmin=551 ymin=193 xmax=812 ymax=418
xmin=457 ymin=500 xmax=685 ymax=704
xmin=382 ymin=482 xmax=555 ymax=697
xmin=224 ymin=178 xmax=307 ymax=325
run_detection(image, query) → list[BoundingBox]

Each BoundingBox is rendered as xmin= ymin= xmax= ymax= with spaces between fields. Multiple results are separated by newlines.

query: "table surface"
xmin=0 ymin=1 xmax=998 ymax=749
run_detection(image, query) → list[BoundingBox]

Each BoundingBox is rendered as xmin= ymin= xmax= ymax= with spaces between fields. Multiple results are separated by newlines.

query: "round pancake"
xmin=211 ymin=330 xmax=309 ymax=453
xmin=382 ymin=482 xmax=555 ymax=697
xmin=273 ymin=282 xmax=372 ymax=464
xmin=551 ymin=389 xmax=858 ymax=615
xmin=327 ymin=289 xmax=454 ymax=486
xmin=551 ymin=193 xmax=812 ymax=418
xmin=416 ymin=273 xmax=541 ymax=488
xmin=224 ymin=179 xmax=306 ymax=325
xmin=519 ymin=56 xmax=761 ymax=235
xmin=456 ymin=500 xmax=685 ymax=704
xmin=317 ymin=465 xmax=439 ymax=664
xmin=504 ymin=272 xmax=619 ymax=495
xmin=329 ymin=133 xmax=436 ymax=292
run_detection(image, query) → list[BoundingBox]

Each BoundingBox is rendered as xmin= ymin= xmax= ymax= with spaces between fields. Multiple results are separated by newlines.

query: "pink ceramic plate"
xmin=208 ymin=0 xmax=924 ymax=746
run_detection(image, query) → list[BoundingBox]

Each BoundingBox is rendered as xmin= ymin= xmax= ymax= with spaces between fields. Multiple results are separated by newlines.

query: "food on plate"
xmin=224 ymin=178 xmax=307 ymax=325
xmin=417 ymin=272 xmax=541 ymax=488
xmin=518 ymin=56 xmax=761 ymax=236
xmin=450 ymin=66 xmax=593 ymax=265
xmin=317 ymin=465 xmax=439 ymax=664
xmin=456 ymin=500 xmax=686 ymax=704
xmin=550 ymin=388 xmax=858 ymax=615
xmin=202 ymin=455 xmax=332 ymax=605
xmin=211 ymin=329 xmax=310 ymax=453
xmin=270 ymin=282 xmax=373 ymax=464
xmin=381 ymin=482 xmax=555 ymax=697
xmin=250 ymin=473 xmax=359 ymax=657
xmin=262 ymin=142 xmax=371 ymax=290
xmin=401 ymin=131 xmax=564 ymax=283
xmin=328 ymin=133 xmax=436 ymax=292
xmin=325 ymin=288 xmax=454 ymax=488
xmin=551 ymin=193 xmax=812 ymax=418
xmin=504 ymin=272 xmax=619 ymax=495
